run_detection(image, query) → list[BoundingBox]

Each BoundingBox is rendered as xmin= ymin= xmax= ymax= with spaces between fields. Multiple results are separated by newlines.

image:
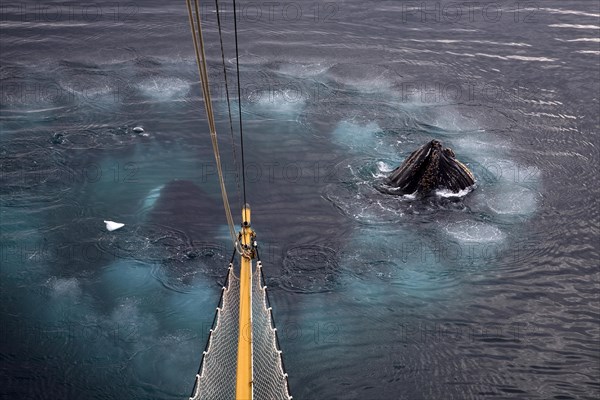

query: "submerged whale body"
xmin=148 ymin=179 xmax=222 ymax=239
xmin=382 ymin=140 xmax=475 ymax=196
xmin=146 ymin=180 xmax=228 ymax=283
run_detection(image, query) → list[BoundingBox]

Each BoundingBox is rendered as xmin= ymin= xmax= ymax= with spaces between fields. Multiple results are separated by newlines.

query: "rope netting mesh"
xmin=191 ymin=266 xmax=240 ymax=400
xmin=252 ymin=261 xmax=293 ymax=400
xmin=190 ymin=260 xmax=291 ymax=400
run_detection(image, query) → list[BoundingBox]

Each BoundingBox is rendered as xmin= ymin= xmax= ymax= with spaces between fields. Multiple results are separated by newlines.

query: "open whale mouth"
xmin=375 ymin=139 xmax=476 ymax=197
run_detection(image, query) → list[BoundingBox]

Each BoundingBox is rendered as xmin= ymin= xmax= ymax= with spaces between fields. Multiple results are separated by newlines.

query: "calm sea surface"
xmin=1 ymin=1 xmax=599 ymax=399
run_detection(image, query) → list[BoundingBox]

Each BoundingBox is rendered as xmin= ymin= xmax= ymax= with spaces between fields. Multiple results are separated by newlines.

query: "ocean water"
xmin=1 ymin=1 xmax=599 ymax=399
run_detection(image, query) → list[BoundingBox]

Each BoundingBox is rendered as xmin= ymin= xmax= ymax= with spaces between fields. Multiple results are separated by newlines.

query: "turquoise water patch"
xmin=324 ymin=103 xmax=543 ymax=306
xmin=331 ymin=120 xmax=400 ymax=159
xmin=97 ymin=259 xmax=164 ymax=302
xmin=340 ymin=225 xmax=461 ymax=299
xmin=162 ymin=283 xmax=217 ymax=331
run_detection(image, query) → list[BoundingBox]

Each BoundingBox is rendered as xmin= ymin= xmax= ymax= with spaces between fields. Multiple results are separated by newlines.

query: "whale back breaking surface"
xmin=384 ymin=140 xmax=475 ymax=195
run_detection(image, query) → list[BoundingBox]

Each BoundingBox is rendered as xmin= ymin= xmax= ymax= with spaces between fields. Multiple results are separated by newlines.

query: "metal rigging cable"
xmin=185 ymin=4 xmax=292 ymax=399
xmin=232 ymin=0 xmax=248 ymax=207
xmin=185 ymin=0 xmax=247 ymax=256
xmin=215 ymin=0 xmax=242 ymax=212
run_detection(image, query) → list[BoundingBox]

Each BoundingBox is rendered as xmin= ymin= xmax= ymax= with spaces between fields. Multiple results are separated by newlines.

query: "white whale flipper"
xmin=104 ymin=220 xmax=125 ymax=231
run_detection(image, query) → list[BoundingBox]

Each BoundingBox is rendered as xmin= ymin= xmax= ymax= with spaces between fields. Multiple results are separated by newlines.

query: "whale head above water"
xmin=382 ymin=140 xmax=475 ymax=196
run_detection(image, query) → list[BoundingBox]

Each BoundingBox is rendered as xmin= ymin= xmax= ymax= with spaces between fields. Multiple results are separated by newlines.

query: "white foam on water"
xmin=108 ymin=299 xmax=161 ymax=356
xmin=485 ymin=185 xmax=539 ymax=216
xmin=71 ymin=85 xmax=114 ymax=100
xmin=324 ymin=180 xmax=408 ymax=224
xmin=469 ymin=157 xmax=541 ymax=186
xmin=398 ymin=88 xmax=448 ymax=106
xmin=41 ymin=277 xmax=95 ymax=330
xmin=513 ymin=165 xmax=542 ymax=185
xmin=452 ymin=134 xmax=508 ymax=157
xmin=430 ymin=108 xmax=480 ymax=132
xmin=111 ymin=298 xmax=141 ymax=324
xmin=278 ymin=62 xmax=331 ymax=78
xmin=444 ymin=220 xmax=506 ymax=243
xmin=435 ymin=186 xmax=475 ymax=198
xmin=249 ymin=88 xmax=306 ymax=114
xmin=540 ymin=8 xmax=600 ymax=18
xmin=58 ymin=74 xmax=116 ymax=102
xmin=45 ymin=277 xmax=82 ymax=298
xmin=106 ymin=293 xmax=208 ymax=391
xmin=327 ymin=63 xmax=397 ymax=95
xmin=345 ymin=76 xmax=394 ymax=94
xmin=139 ymin=77 xmax=190 ymax=100
xmin=549 ymin=23 xmax=600 ymax=29
xmin=331 ymin=120 xmax=386 ymax=154
xmin=374 ymin=161 xmax=394 ymax=178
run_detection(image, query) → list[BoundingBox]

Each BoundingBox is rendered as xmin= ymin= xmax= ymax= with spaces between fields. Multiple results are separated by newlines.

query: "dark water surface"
xmin=1 ymin=1 xmax=599 ymax=399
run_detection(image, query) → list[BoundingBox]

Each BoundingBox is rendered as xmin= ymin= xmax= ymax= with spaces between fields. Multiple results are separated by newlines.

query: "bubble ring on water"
xmin=58 ymin=124 xmax=147 ymax=151
xmin=324 ymin=157 xmax=471 ymax=226
xmin=0 ymin=137 xmax=75 ymax=207
xmin=276 ymin=245 xmax=342 ymax=294
xmin=153 ymin=241 xmax=229 ymax=293
xmin=98 ymin=226 xmax=229 ymax=292
xmin=97 ymin=223 xmax=191 ymax=263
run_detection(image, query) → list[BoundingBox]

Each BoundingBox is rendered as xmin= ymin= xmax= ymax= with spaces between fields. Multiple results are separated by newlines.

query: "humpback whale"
xmin=147 ymin=179 xmax=222 ymax=239
xmin=381 ymin=140 xmax=475 ymax=196
xmin=99 ymin=180 xmax=224 ymax=266
xmin=144 ymin=179 xmax=229 ymax=279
